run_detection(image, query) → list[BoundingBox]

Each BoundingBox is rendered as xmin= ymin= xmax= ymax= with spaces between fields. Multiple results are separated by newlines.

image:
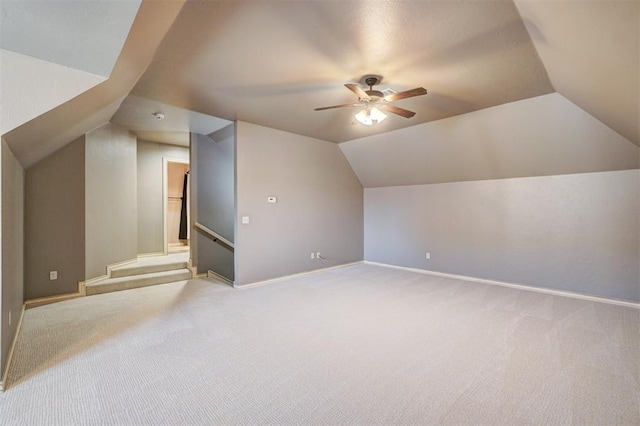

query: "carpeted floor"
xmin=0 ymin=264 xmax=638 ymax=425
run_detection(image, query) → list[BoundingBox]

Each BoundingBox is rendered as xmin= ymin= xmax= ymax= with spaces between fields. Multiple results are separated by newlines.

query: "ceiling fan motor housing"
xmin=362 ymin=76 xmax=384 ymax=100
xmin=364 ymin=90 xmax=385 ymax=100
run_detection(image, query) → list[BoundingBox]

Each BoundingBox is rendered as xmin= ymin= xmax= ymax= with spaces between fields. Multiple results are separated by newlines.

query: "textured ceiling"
xmin=131 ymin=0 xmax=554 ymax=143
xmin=0 ymin=49 xmax=105 ymax=135
xmin=341 ymin=93 xmax=639 ymax=187
xmin=111 ymin=95 xmax=231 ymax=146
xmin=4 ymin=0 xmax=638 ymax=172
xmin=3 ymin=0 xmax=186 ymax=168
xmin=515 ymin=0 xmax=639 ymax=146
xmin=0 ymin=0 xmax=141 ymax=77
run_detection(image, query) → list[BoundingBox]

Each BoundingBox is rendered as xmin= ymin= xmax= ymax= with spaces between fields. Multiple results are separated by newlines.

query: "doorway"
xmin=163 ymin=158 xmax=190 ymax=254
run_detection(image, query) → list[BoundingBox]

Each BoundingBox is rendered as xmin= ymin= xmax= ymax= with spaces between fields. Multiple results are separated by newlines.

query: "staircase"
xmin=85 ymin=253 xmax=192 ymax=296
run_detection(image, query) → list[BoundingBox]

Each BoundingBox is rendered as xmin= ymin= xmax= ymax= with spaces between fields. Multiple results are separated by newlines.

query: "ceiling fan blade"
xmin=380 ymin=104 xmax=416 ymax=118
xmin=314 ymin=103 xmax=361 ymax=111
xmin=384 ymin=87 xmax=427 ymax=102
xmin=345 ymin=83 xmax=371 ymax=101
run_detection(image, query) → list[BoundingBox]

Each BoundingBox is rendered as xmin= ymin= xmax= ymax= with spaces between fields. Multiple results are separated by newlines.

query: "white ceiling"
xmin=131 ymin=0 xmax=554 ymax=143
xmin=3 ymin=0 xmax=187 ymax=167
xmin=3 ymin=0 xmax=638 ymax=176
xmin=341 ymin=93 xmax=639 ymax=187
xmin=0 ymin=48 xmax=105 ymax=135
xmin=514 ymin=0 xmax=639 ymax=146
xmin=111 ymin=95 xmax=231 ymax=146
xmin=0 ymin=0 xmax=141 ymax=77
xmin=0 ymin=0 xmax=141 ymax=136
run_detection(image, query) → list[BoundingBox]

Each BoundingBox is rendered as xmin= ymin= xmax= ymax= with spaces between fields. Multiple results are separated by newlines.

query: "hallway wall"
xmin=1 ymin=139 xmax=24 ymax=386
xmin=137 ymin=140 xmax=188 ymax=255
xmin=191 ymin=127 xmax=235 ymax=280
xmin=85 ymin=123 xmax=137 ymax=279
xmin=24 ymin=136 xmax=85 ymax=299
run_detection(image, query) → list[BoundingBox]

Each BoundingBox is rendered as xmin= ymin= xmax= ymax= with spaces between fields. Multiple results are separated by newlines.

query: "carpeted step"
xmin=86 ymin=269 xmax=192 ymax=296
xmin=110 ymin=260 xmax=188 ymax=278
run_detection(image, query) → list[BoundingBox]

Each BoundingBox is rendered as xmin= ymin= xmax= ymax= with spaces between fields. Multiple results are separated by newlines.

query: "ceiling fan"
xmin=314 ymin=75 xmax=427 ymax=125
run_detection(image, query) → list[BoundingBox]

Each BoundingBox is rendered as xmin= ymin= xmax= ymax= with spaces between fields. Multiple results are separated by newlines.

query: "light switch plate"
xmin=241 ymin=216 xmax=250 ymax=224
xmin=50 ymin=270 xmax=58 ymax=280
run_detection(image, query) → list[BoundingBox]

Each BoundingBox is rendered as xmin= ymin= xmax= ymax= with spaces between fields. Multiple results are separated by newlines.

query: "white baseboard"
xmin=365 ymin=261 xmax=640 ymax=309
xmin=207 ymin=270 xmax=233 ymax=286
xmin=1 ymin=305 xmax=26 ymax=391
xmin=236 ymin=261 xmax=364 ymax=290
xmin=24 ymin=291 xmax=84 ymax=309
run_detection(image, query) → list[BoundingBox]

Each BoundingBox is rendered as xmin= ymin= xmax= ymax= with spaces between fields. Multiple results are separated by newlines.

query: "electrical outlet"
xmin=310 ymin=252 xmax=315 ymax=259
xmin=50 ymin=270 xmax=58 ymax=280
xmin=426 ymin=252 xmax=431 ymax=260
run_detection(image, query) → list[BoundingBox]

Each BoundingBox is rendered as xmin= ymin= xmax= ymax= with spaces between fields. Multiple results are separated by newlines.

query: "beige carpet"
xmin=1 ymin=264 xmax=638 ymax=425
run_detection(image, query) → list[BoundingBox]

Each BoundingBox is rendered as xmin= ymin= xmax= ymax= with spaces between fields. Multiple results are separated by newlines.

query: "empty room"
xmin=0 ymin=0 xmax=638 ymax=424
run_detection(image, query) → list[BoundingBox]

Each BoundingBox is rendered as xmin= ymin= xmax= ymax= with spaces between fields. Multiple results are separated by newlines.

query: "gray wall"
xmin=191 ymin=127 xmax=235 ymax=280
xmin=1 ymin=139 xmax=24 ymax=385
xmin=137 ymin=140 xmax=188 ymax=255
xmin=364 ymin=169 xmax=640 ymax=302
xmin=235 ymin=122 xmax=363 ymax=285
xmin=25 ymin=136 xmax=85 ymax=299
xmin=85 ymin=123 xmax=137 ymax=279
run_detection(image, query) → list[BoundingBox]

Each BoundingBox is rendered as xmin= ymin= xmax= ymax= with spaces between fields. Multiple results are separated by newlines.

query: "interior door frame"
xmin=163 ymin=157 xmax=190 ymax=255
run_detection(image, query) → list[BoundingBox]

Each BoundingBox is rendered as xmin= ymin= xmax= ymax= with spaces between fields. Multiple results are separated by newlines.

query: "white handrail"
xmin=194 ymin=222 xmax=234 ymax=251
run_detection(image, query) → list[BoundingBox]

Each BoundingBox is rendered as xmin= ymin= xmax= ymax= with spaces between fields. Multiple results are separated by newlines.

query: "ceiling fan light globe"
xmin=355 ymin=109 xmax=373 ymax=126
xmin=370 ymin=107 xmax=387 ymax=123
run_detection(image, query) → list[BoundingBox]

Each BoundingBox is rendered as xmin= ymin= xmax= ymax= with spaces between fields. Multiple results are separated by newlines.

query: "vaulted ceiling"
xmin=514 ymin=0 xmax=639 ymax=147
xmin=131 ymin=0 xmax=555 ymax=143
xmin=1 ymin=0 xmax=638 ymax=171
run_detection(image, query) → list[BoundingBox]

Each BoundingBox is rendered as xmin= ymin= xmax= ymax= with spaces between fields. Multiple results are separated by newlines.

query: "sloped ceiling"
xmin=111 ymin=95 xmax=232 ymax=147
xmin=0 ymin=0 xmax=141 ymax=78
xmin=3 ymin=0 xmax=638 ymax=180
xmin=2 ymin=0 xmax=186 ymax=168
xmin=340 ymin=93 xmax=639 ymax=187
xmin=130 ymin=0 xmax=554 ymax=143
xmin=514 ymin=0 xmax=639 ymax=147
xmin=0 ymin=49 xmax=106 ymax=135
xmin=0 ymin=0 xmax=141 ymax=135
